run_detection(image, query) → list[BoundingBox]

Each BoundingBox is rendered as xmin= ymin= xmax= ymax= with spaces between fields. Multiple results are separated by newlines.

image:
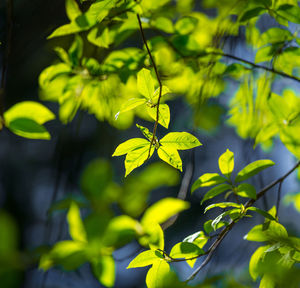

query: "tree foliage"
xmin=2 ymin=0 xmax=300 ymax=287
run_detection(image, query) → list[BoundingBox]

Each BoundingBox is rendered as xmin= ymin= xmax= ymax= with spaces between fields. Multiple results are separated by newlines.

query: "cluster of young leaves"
xmin=245 ymin=207 xmax=300 ymax=288
xmin=192 ymin=149 xmax=276 ymax=231
xmin=39 ymin=197 xmax=190 ymax=287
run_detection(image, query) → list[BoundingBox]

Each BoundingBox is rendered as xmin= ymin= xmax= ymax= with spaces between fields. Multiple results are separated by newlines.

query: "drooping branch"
xmin=185 ymin=160 xmax=300 ymax=282
xmin=136 ymin=14 xmax=163 ymax=158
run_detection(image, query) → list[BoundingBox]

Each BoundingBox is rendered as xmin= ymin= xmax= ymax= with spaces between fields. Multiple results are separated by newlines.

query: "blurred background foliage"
xmin=1 ymin=0 xmax=300 ymax=287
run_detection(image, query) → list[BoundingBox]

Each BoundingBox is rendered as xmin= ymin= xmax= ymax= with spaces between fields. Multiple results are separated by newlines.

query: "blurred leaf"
xmin=246 ymin=207 xmax=277 ymax=221
xmin=218 ymin=149 xmax=234 ymax=178
xmin=137 ymin=68 xmax=155 ymax=99
xmin=249 ymin=245 xmax=269 ymax=281
xmin=92 ymin=256 xmax=115 ymax=287
xmin=175 ymin=16 xmax=198 ymax=35
xmin=240 ymin=7 xmax=266 ymax=22
xmin=66 ymin=0 xmax=81 ymax=21
xmin=259 ymin=27 xmax=293 ymax=47
xmin=204 ymin=202 xmax=241 ymax=213
xmin=236 ymin=183 xmax=257 ymax=199
xmin=67 ymin=202 xmax=87 ymax=242
xmin=146 ymin=260 xmax=170 ymax=288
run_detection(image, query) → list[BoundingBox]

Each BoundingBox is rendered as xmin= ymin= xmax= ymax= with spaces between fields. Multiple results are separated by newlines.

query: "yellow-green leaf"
xmin=118 ymin=98 xmax=147 ymax=114
xmin=127 ymin=250 xmax=164 ymax=269
xmin=137 ymin=68 xmax=155 ymax=99
xmin=92 ymin=256 xmax=115 ymax=287
xmin=218 ymin=149 xmax=234 ymax=177
xmin=236 ymin=183 xmax=257 ymax=199
xmin=112 ymin=138 xmax=149 ymax=156
xmin=67 ymin=202 xmax=87 ymax=242
xmin=66 ymin=0 xmax=82 ymax=21
xmin=157 ymin=146 xmax=182 ymax=171
xmin=146 ymin=260 xmax=170 ymax=288
xmin=191 ymin=173 xmax=227 ymax=193
xmin=147 ymin=104 xmax=170 ymax=129
xmin=160 ymin=132 xmax=202 ymax=150
xmin=249 ymin=246 xmax=269 ymax=281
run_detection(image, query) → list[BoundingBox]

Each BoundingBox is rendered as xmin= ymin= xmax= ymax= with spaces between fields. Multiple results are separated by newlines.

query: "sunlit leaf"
xmin=160 ymin=132 xmax=202 ymax=150
xmin=204 ymin=202 xmax=241 ymax=213
xmin=136 ymin=124 xmax=154 ymax=142
xmin=235 ymin=160 xmax=275 ymax=182
xmin=137 ymin=68 xmax=155 ymax=99
xmin=236 ymin=183 xmax=257 ymax=199
xmin=246 ymin=207 xmax=277 ymax=221
xmin=201 ymin=184 xmax=232 ymax=204
xmin=92 ymin=256 xmax=115 ymax=287
xmin=66 ymin=0 xmax=82 ymax=21
xmin=118 ymin=98 xmax=147 ymax=114
xmin=141 ymin=198 xmax=190 ymax=226
xmin=249 ymin=246 xmax=269 ymax=281
xmin=157 ymin=146 xmax=182 ymax=171
xmin=146 ymin=260 xmax=170 ymax=288
xmin=147 ymin=104 xmax=170 ymax=129
xmin=218 ymin=149 xmax=234 ymax=177
xmin=67 ymin=202 xmax=87 ymax=242
xmin=127 ymin=250 xmax=164 ymax=269
xmin=191 ymin=173 xmax=227 ymax=193
xmin=170 ymin=242 xmax=204 ymax=259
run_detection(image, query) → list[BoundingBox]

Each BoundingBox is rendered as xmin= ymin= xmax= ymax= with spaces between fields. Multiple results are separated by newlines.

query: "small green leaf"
xmin=259 ymin=27 xmax=293 ymax=48
xmin=66 ymin=0 xmax=82 ymax=21
xmin=146 ymin=260 xmax=170 ymax=288
xmin=136 ymin=124 xmax=154 ymax=142
xmin=118 ymin=98 xmax=147 ymax=114
xmin=137 ymin=68 xmax=155 ymax=99
xmin=92 ymin=256 xmax=115 ymax=287
xmin=152 ymin=17 xmax=174 ymax=34
xmin=183 ymin=231 xmax=209 ymax=248
xmin=236 ymin=183 xmax=257 ymax=199
xmin=67 ymin=202 xmax=87 ymax=242
xmin=112 ymin=138 xmax=149 ymax=156
xmin=204 ymin=202 xmax=241 ymax=213
xmin=276 ymin=4 xmax=300 ymax=24
xmin=255 ymin=45 xmax=277 ymax=63
xmin=249 ymin=246 xmax=269 ymax=281
xmin=218 ymin=149 xmax=234 ymax=178
xmin=147 ymin=104 xmax=170 ymax=129
xmin=139 ymin=222 xmax=165 ymax=250
xmin=246 ymin=207 xmax=277 ymax=221
xmin=125 ymin=144 xmax=154 ymax=176
xmin=240 ymin=7 xmax=266 ymax=22
xmin=191 ymin=173 xmax=227 ymax=193
xmin=157 ymin=146 xmax=182 ymax=171
xmin=170 ymin=242 xmax=204 ymax=259
xmin=141 ymin=198 xmax=190 ymax=226
xmin=204 ymin=219 xmax=228 ymax=234
xmin=127 ymin=250 xmax=164 ymax=269
xmin=160 ymin=132 xmax=202 ymax=150
xmin=175 ymin=16 xmax=198 ymax=35
xmin=235 ymin=160 xmax=275 ymax=182
xmin=201 ymin=184 xmax=232 ymax=204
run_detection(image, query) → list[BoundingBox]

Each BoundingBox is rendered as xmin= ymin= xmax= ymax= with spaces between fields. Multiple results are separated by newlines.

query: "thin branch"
xmin=136 ymin=14 xmax=163 ymax=158
xmin=276 ymin=181 xmax=283 ymax=218
xmin=185 ymin=160 xmax=300 ymax=282
xmin=0 ymin=0 xmax=14 ymax=126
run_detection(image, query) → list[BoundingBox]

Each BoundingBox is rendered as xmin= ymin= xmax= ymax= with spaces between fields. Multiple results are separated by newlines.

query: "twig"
xmin=0 ymin=0 xmax=14 ymax=126
xmin=185 ymin=160 xmax=300 ymax=282
xmin=136 ymin=14 xmax=162 ymax=158
xmin=276 ymin=181 xmax=283 ymax=218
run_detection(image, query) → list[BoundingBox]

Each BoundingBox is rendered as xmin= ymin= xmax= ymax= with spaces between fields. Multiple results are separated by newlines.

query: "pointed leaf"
xmin=141 ymin=198 xmax=190 ymax=226
xmin=246 ymin=207 xmax=277 ymax=221
xmin=147 ymin=104 xmax=170 ymax=129
xmin=136 ymin=124 xmax=154 ymax=142
xmin=204 ymin=202 xmax=241 ymax=213
xmin=157 ymin=146 xmax=182 ymax=171
xmin=170 ymin=242 xmax=204 ymax=259
xmin=249 ymin=246 xmax=269 ymax=281
xmin=191 ymin=173 xmax=227 ymax=193
xmin=137 ymin=68 xmax=155 ymax=99
xmin=146 ymin=260 xmax=170 ymax=288
xmin=218 ymin=149 xmax=234 ymax=177
xmin=236 ymin=183 xmax=257 ymax=199
xmin=201 ymin=184 xmax=232 ymax=204
xmin=92 ymin=256 xmax=115 ymax=287
xmin=125 ymin=144 xmax=154 ymax=176
xmin=112 ymin=138 xmax=149 ymax=156
xmin=119 ymin=98 xmax=147 ymax=114
xmin=235 ymin=160 xmax=275 ymax=182
xmin=67 ymin=202 xmax=87 ymax=242
xmin=66 ymin=0 xmax=82 ymax=21
xmin=127 ymin=250 xmax=164 ymax=269
xmin=160 ymin=132 xmax=202 ymax=150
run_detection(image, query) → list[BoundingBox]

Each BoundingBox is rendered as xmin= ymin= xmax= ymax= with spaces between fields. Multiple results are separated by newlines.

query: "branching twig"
xmin=185 ymin=160 xmax=300 ymax=282
xmin=136 ymin=14 xmax=163 ymax=158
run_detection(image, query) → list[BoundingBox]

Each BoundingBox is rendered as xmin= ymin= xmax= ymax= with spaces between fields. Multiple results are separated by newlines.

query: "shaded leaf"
xmin=201 ymin=184 xmax=232 ymax=204
xmin=204 ymin=202 xmax=241 ymax=213
xmin=236 ymin=183 xmax=257 ymax=199
xmin=191 ymin=173 xmax=227 ymax=193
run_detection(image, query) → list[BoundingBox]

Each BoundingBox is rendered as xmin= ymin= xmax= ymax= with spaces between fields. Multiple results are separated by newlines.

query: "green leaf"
xmin=175 ymin=16 xmax=198 ymax=35
xmin=170 ymin=242 xmax=204 ymax=259
xmin=136 ymin=124 xmax=154 ymax=142
xmin=191 ymin=173 xmax=227 ymax=193
xmin=87 ymin=27 xmax=111 ymax=48
xmin=249 ymin=246 xmax=269 ymax=281
xmin=204 ymin=219 xmax=228 ymax=234
xmin=125 ymin=144 xmax=154 ymax=176
xmin=276 ymin=4 xmax=300 ymax=24
xmin=201 ymin=184 xmax=232 ymax=204
xmin=218 ymin=149 xmax=234 ymax=177
xmin=152 ymin=17 xmax=174 ymax=34
xmin=68 ymin=35 xmax=83 ymax=66
xmin=139 ymin=222 xmax=165 ymax=250
xmin=92 ymin=256 xmax=115 ymax=287
xmin=147 ymin=104 xmax=170 ymax=129
xmin=183 ymin=231 xmax=209 ymax=248
xmin=259 ymin=27 xmax=293 ymax=48
xmin=236 ymin=183 xmax=257 ymax=199
xmin=67 ymin=202 xmax=87 ymax=242
xmin=112 ymin=138 xmax=149 ymax=156
xmin=127 ymin=250 xmax=164 ymax=269
xmin=146 ymin=260 xmax=170 ymax=288
xmin=118 ymin=98 xmax=147 ymax=114
xmin=137 ymin=68 xmax=155 ymax=99
xmin=204 ymin=202 xmax=241 ymax=213
xmin=246 ymin=207 xmax=277 ymax=221
xmin=160 ymin=132 xmax=202 ymax=150
xmin=66 ymin=0 xmax=82 ymax=21
xmin=157 ymin=146 xmax=182 ymax=171
xmin=240 ymin=7 xmax=266 ymax=22
xmin=235 ymin=160 xmax=275 ymax=182
xmin=141 ymin=198 xmax=190 ymax=226
xmin=4 ymin=101 xmax=55 ymax=139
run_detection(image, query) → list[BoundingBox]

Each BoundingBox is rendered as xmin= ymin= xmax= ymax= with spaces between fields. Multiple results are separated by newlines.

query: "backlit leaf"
xmin=66 ymin=0 xmax=82 ymax=21
xmin=249 ymin=246 xmax=269 ymax=281
xmin=160 ymin=132 xmax=202 ymax=150
xmin=137 ymin=68 xmax=155 ymax=99
xmin=235 ymin=160 xmax=275 ymax=182
xmin=201 ymin=184 xmax=232 ymax=204
xmin=236 ymin=183 xmax=257 ymax=199
xmin=112 ymin=138 xmax=149 ymax=156
xmin=92 ymin=256 xmax=115 ymax=287
xmin=218 ymin=149 xmax=234 ymax=177
xmin=67 ymin=202 xmax=87 ymax=242
xmin=204 ymin=202 xmax=241 ymax=213
xmin=146 ymin=260 xmax=170 ymax=288
xmin=127 ymin=250 xmax=164 ymax=269
xmin=191 ymin=173 xmax=227 ymax=193
xmin=157 ymin=146 xmax=182 ymax=171
xmin=147 ymin=104 xmax=170 ymax=129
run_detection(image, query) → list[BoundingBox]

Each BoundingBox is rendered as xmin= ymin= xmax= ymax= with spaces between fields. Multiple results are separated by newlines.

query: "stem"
xmin=185 ymin=160 xmax=300 ymax=282
xmin=276 ymin=181 xmax=283 ymax=218
xmin=136 ymin=14 xmax=162 ymax=158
